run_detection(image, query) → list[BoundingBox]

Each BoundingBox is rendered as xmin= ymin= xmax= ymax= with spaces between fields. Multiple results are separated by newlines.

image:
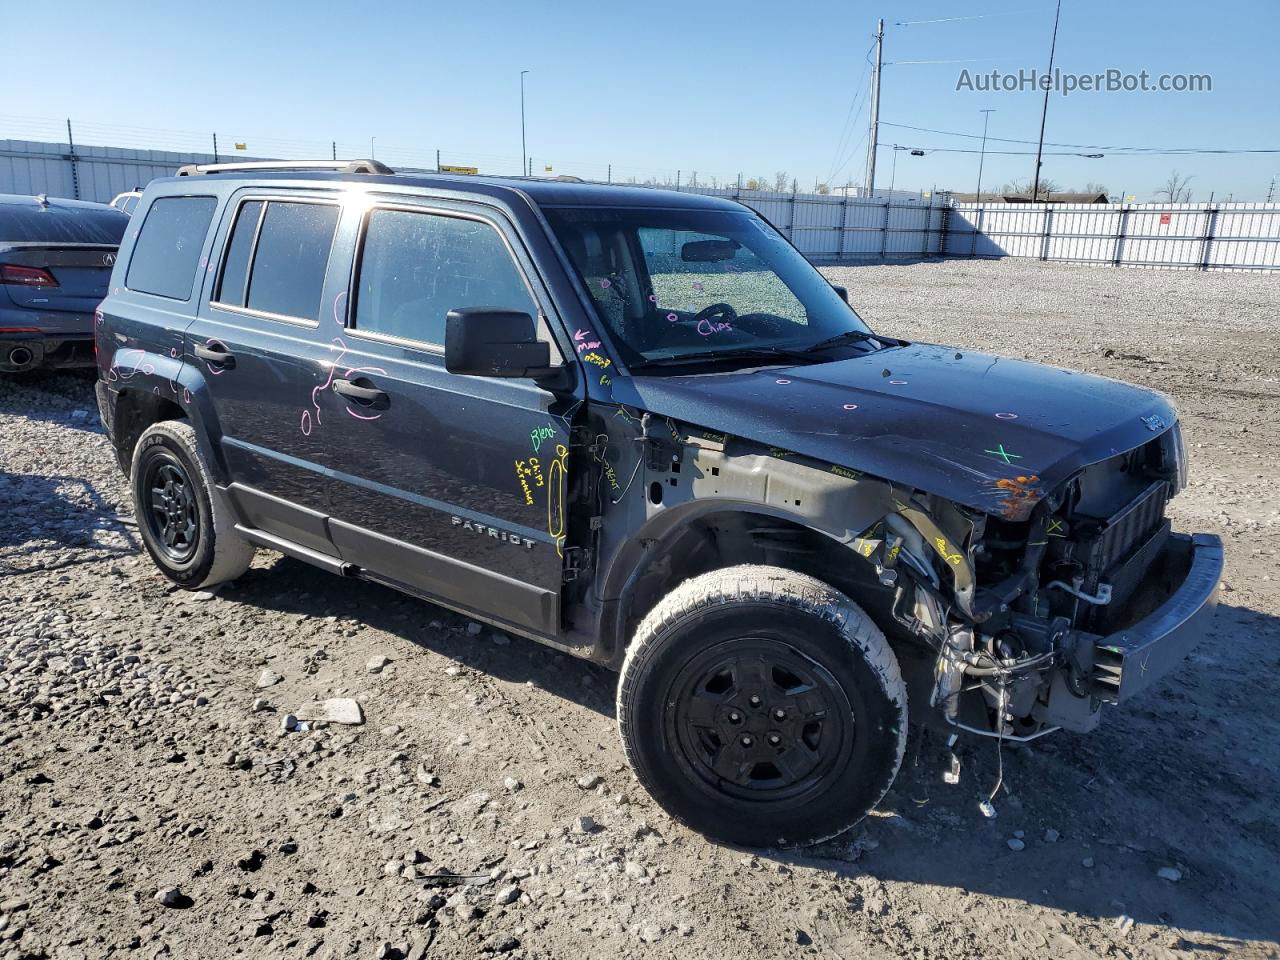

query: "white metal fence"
xmin=3 ymin=137 xmax=1277 ymax=272
xmin=944 ymin=202 xmax=1280 ymax=272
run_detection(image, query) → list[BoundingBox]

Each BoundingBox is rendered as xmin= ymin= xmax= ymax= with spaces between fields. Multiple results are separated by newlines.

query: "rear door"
xmin=315 ymin=198 xmax=576 ymax=636
xmin=185 ymin=190 xmax=347 ymax=557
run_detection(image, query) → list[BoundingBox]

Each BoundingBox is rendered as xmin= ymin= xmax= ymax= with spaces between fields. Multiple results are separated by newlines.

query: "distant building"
xmin=952 ymin=191 xmax=1111 ymax=204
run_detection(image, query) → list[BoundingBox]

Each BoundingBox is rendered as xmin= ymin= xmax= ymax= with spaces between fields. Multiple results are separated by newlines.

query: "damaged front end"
xmin=869 ymin=421 xmax=1222 ymax=752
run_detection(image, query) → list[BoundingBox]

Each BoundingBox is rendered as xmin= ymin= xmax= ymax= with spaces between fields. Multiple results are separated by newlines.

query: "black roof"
xmin=158 ymin=169 xmax=744 ymax=212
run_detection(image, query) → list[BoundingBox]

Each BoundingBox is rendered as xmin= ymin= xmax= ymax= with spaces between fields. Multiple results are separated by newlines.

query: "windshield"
xmin=543 ymin=205 xmax=874 ymax=368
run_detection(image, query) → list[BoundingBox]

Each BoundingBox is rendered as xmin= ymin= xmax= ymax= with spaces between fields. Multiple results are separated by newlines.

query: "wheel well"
xmin=113 ymin=389 xmax=186 ymax=475
xmin=614 ymin=511 xmax=892 ymax=660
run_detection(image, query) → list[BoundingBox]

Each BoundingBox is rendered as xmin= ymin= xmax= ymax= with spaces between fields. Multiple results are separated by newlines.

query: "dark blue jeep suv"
xmin=95 ymin=160 xmax=1222 ymax=847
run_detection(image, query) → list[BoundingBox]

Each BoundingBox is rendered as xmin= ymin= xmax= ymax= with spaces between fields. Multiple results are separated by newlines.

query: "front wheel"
xmin=617 ymin=565 xmax=907 ymax=847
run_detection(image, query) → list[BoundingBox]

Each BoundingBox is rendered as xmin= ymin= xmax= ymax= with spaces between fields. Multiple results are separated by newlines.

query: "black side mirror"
xmin=832 ymin=284 xmax=849 ymax=303
xmin=445 ymin=308 xmax=552 ymax=378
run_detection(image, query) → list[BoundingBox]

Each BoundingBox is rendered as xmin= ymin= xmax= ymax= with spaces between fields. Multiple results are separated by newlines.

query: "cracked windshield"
xmin=544 ymin=206 xmax=873 ymax=367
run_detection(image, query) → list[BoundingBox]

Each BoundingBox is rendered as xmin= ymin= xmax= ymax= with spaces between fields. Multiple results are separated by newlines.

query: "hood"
xmin=608 ymin=342 xmax=1177 ymax=520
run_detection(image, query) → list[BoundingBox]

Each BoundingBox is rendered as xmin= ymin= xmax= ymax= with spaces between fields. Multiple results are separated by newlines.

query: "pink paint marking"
xmin=843 ymin=403 xmax=859 ymax=411
xmin=776 ymin=379 xmax=791 ymax=385
xmin=332 ymin=289 xmax=348 ymax=327
xmin=995 ymin=412 xmax=1018 ymax=420
xmin=666 ymin=313 xmax=679 ymax=323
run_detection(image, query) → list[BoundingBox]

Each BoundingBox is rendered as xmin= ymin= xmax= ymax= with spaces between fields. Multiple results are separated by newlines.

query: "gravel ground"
xmin=1 ymin=257 xmax=1278 ymax=960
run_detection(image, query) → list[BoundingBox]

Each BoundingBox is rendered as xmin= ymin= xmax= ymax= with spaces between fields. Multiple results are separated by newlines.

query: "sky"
xmin=5 ymin=0 xmax=1278 ymax=200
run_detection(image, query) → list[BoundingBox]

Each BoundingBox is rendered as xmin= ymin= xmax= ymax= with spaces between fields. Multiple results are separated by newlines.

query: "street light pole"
xmin=520 ymin=70 xmax=530 ymax=178
xmin=975 ymin=109 xmax=995 ymax=200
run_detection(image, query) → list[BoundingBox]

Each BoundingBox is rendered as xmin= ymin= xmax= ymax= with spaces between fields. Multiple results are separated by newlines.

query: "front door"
xmin=314 ymin=200 xmax=576 ymax=637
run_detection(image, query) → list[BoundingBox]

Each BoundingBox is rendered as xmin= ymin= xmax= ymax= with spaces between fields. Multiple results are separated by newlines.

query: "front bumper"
xmin=0 ymin=330 xmax=94 ymax=372
xmin=1088 ymin=532 xmax=1223 ymax=702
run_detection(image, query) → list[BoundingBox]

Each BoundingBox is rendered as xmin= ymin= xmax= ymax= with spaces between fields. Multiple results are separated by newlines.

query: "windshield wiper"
xmin=630 ymin=345 xmax=818 ymax=370
xmin=802 ymin=329 xmax=895 ymax=353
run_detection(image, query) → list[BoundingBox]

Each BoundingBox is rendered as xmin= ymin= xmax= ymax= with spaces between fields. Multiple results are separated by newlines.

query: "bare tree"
xmin=1154 ymin=170 xmax=1194 ymax=203
xmin=773 ymin=171 xmax=790 ymax=192
xmin=1081 ymin=181 xmax=1109 ymax=196
xmin=999 ymin=177 xmax=1062 ymax=198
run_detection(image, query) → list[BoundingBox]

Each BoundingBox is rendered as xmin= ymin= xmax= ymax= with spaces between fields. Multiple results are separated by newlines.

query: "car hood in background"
xmin=609 ymin=342 xmax=1177 ymax=520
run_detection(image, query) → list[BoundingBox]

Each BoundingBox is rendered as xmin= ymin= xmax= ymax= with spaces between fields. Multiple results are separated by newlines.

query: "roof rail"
xmin=175 ymin=159 xmax=394 ymax=177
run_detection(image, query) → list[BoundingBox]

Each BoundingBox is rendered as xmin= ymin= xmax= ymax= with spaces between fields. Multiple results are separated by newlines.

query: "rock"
xmin=236 ymin=849 xmax=266 ymax=872
xmin=492 ymin=633 xmax=510 ymax=646
xmin=624 ymin=861 xmax=647 ymax=880
xmin=251 ymin=698 xmax=271 ymax=713
xmin=444 ymin=666 xmax=462 ymax=678
xmin=1116 ymin=914 xmax=1135 ymax=935
xmin=466 ymin=622 xmax=483 ymax=636
xmin=503 ymin=777 xmax=523 ymax=793
xmin=154 ymin=886 xmax=185 ymax=908
xmin=573 ymin=815 xmax=597 ymax=835
xmin=494 ymin=884 xmax=520 ymax=905
xmin=576 ymin=774 xmax=602 ymax=790
xmin=1157 ymin=866 xmax=1183 ymax=882
xmin=295 ymin=698 xmax=363 ymax=725
xmin=367 ymin=655 xmax=392 ymax=674
xmin=1007 ymin=838 xmax=1025 ymax=851
xmin=280 ymin=714 xmax=299 ymax=733
xmin=638 ymin=923 xmax=663 ymax=943
xmin=1082 ymin=857 xmax=1095 ymax=869
xmin=1043 ymin=828 xmax=1060 ymax=843
xmin=256 ymin=669 xmax=283 ymax=688
xmin=380 ymin=724 xmax=402 ymax=737
xmin=416 ymin=764 xmax=440 ymax=787
xmin=796 ymin=930 xmax=813 ymax=946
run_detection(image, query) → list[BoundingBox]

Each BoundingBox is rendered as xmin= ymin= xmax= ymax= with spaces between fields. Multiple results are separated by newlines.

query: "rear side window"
xmin=125 ymin=196 xmax=216 ymax=300
xmin=215 ymin=200 xmax=264 ymax=305
xmin=352 ymin=208 xmax=537 ymax=346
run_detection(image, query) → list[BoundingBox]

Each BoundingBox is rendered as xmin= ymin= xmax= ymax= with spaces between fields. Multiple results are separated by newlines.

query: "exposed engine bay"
xmin=877 ymin=423 xmax=1192 ymax=745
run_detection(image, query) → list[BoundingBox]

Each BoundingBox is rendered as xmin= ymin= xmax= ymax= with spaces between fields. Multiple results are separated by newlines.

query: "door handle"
xmin=333 ymin=377 xmax=390 ymax=408
xmin=193 ymin=343 xmax=235 ymax=368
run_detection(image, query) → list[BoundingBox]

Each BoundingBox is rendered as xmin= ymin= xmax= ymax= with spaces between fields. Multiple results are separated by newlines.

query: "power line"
xmin=824 ymin=40 xmax=877 ymax=187
xmin=889 ymin=143 xmax=1280 ymax=157
xmin=895 ymin=10 xmax=1034 ymax=26
xmin=879 ymin=121 xmax=1280 ymax=155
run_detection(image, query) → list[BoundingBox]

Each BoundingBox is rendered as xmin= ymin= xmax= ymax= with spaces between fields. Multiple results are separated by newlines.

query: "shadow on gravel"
xmin=223 ymin=554 xmax=616 ymax=718
xmin=763 ymin=601 xmax=1280 ymax=950
xmin=0 ymin=369 xmax=103 ymax=434
xmin=209 ymin=549 xmax=1280 ymax=950
xmin=0 ymin=470 xmax=136 ymax=573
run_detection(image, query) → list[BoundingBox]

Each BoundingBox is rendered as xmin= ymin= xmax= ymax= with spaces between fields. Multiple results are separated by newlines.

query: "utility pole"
xmin=370 ymin=136 xmax=376 ymax=160
xmin=520 ymin=70 xmax=530 ymax=178
xmin=975 ymin=109 xmax=995 ymax=200
xmin=212 ymin=133 xmax=220 ymax=163
xmin=1031 ymin=0 xmax=1062 ymax=202
xmin=1268 ymin=176 xmax=1276 ymax=203
xmin=865 ymin=18 xmax=885 ymax=197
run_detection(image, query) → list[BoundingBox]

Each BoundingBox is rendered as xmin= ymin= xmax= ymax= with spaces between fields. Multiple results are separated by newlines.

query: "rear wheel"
xmin=617 ymin=565 xmax=906 ymax=847
xmin=130 ymin=420 xmax=254 ymax=589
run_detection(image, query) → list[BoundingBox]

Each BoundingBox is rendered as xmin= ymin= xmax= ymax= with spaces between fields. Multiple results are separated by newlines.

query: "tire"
xmin=130 ymin=419 xmax=254 ymax=590
xmin=617 ymin=564 xmax=907 ymax=847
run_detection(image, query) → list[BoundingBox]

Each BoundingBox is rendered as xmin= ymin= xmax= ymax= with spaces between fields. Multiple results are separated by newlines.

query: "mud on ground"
xmin=1 ymin=258 xmax=1277 ymax=959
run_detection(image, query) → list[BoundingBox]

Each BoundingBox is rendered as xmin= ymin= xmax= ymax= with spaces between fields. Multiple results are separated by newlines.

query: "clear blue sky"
xmin=5 ymin=0 xmax=1277 ymax=199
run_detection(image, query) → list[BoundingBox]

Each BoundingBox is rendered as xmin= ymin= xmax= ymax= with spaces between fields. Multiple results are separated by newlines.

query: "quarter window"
xmin=352 ymin=208 xmax=538 ymax=346
xmin=125 ymin=196 xmax=217 ymax=300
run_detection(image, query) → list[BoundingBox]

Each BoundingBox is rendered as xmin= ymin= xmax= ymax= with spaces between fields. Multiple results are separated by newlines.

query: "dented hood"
xmin=609 ymin=342 xmax=1177 ymax=520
